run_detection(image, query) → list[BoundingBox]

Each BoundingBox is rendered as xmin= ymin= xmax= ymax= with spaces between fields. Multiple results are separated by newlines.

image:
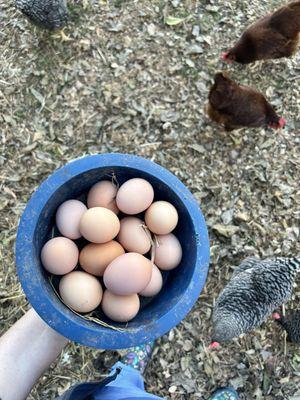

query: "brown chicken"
xmin=222 ymin=1 xmax=300 ymax=64
xmin=207 ymin=72 xmax=286 ymax=131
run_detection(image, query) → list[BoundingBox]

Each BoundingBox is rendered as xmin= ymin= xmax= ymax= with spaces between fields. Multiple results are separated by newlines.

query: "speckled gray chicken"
xmin=15 ymin=0 xmax=68 ymax=30
xmin=211 ymin=257 xmax=300 ymax=345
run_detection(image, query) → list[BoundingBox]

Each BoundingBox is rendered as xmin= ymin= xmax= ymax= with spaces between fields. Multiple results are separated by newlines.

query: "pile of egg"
xmin=41 ymin=178 xmax=182 ymax=323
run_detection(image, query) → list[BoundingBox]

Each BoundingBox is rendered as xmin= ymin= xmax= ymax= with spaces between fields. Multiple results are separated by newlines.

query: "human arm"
xmin=0 ymin=308 xmax=68 ymax=400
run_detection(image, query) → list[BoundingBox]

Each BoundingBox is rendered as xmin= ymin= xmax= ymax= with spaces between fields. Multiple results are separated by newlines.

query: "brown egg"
xmin=87 ymin=180 xmax=119 ymax=214
xmin=145 ymin=201 xmax=178 ymax=235
xmin=139 ymin=264 xmax=163 ymax=297
xmin=154 ymin=233 xmax=182 ymax=270
xmin=41 ymin=237 xmax=79 ymax=275
xmin=117 ymin=217 xmax=151 ymax=255
xmin=101 ymin=290 xmax=140 ymax=322
xmin=116 ymin=178 xmax=154 ymax=215
xmin=103 ymin=252 xmax=152 ymax=295
xmin=59 ymin=271 xmax=103 ymax=313
xmin=79 ymin=207 xmax=120 ymax=243
xmin=79 ymin=241 xmax=125 ymax=276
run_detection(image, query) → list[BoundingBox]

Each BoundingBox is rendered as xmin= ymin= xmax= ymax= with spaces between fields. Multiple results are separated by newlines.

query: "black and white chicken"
xmin=210 ymin=257 xmax=300 ymax=347
xmin=15 ymin=0 xmax=68 ymax=30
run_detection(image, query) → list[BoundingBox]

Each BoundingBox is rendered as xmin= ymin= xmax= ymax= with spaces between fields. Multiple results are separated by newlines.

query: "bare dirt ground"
xmin=0 ymin=0 xmax=299 ymax=398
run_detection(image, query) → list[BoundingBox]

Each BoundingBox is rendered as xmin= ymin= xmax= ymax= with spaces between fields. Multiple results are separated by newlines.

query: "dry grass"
xmin=0 ymin=0 xmax=300 ymax=399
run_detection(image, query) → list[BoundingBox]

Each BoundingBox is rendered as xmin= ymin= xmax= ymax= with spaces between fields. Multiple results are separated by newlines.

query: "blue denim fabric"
xmin=56 ymin=362 xmax=163 ymax=400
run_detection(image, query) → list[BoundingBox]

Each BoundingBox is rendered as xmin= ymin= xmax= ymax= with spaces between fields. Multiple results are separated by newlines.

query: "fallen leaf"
xmin=164 ymin=16 xmax=185 ymax=26
xmin=212 ymin=224 xmax=239 ymax=237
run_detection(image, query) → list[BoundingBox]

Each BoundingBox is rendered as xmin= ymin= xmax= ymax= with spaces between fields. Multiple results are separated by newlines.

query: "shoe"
xmin=120 ymin=341 xmax=155 ymax=375
xmin=208 ymin=387 xmax=239 ymax=400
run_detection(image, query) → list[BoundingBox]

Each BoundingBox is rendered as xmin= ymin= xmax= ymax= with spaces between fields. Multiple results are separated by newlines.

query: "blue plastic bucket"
xmin=16 ymin=154 xmax=210 ymax=349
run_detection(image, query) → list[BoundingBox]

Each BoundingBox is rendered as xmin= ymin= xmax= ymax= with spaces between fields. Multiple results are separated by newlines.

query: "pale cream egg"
xmin=59 ymin=271 xmax=103 ymax=313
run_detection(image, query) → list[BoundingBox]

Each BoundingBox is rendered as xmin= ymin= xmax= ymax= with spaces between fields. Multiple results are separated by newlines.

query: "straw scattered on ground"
xmin=0 ymin=0 xmax=299 ymax=399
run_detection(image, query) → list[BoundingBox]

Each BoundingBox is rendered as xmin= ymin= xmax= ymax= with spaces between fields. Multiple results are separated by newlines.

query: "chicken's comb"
xmin=221 ymin=52 xmax=229 ymax=60
xmin=279 ymin=117 xmax=286 ymax=128
xmin=273 ymin=312 xmax=281 ymax=320
xmin=208 ymin=341 xmax=220 ymax=349
xmin=221 ymin=52 xmax=233 ymax=64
